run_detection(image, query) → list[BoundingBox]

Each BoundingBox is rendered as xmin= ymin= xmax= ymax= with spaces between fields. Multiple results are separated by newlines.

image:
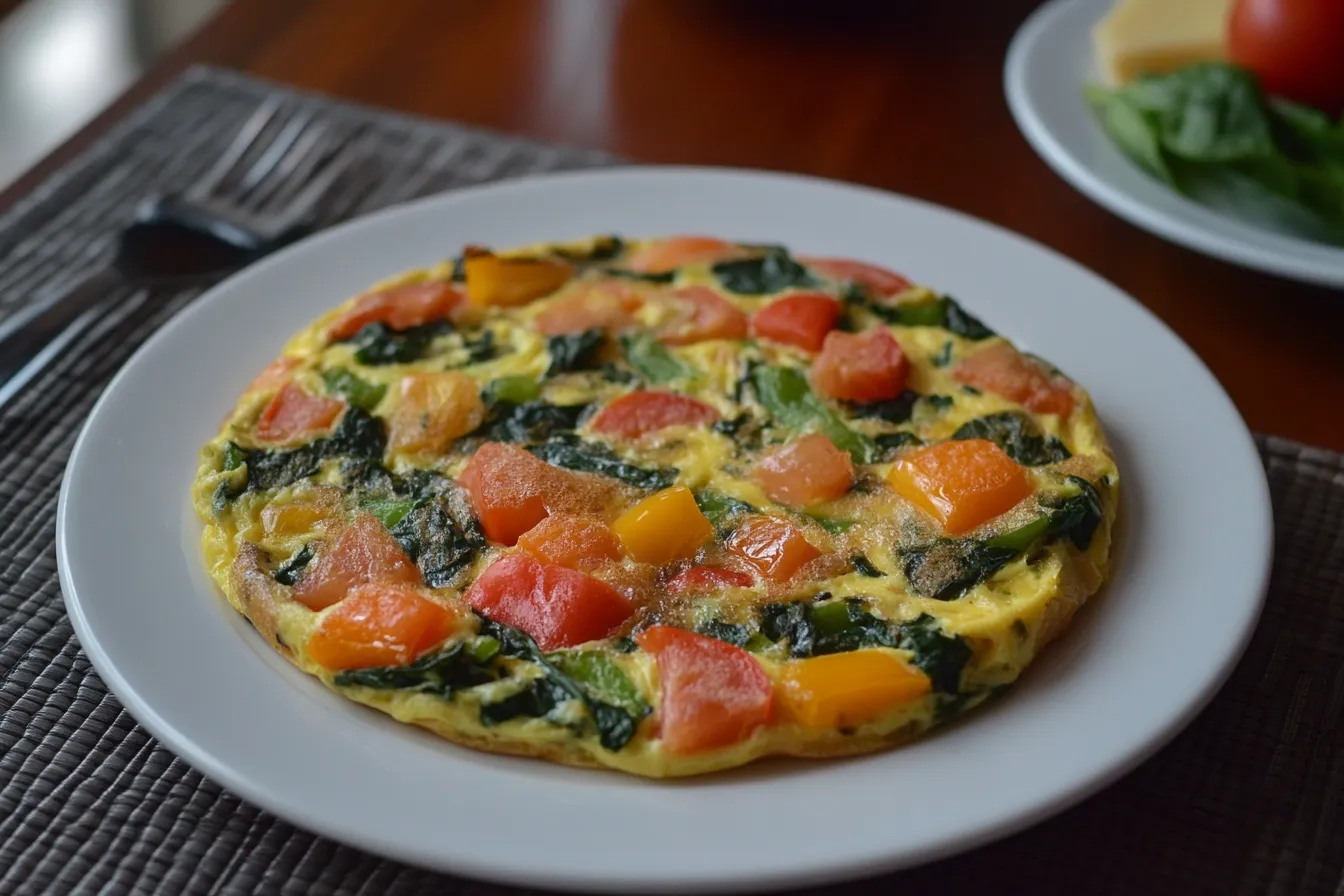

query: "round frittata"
xmin=193 ymin=235 xmax=1118 ymax=778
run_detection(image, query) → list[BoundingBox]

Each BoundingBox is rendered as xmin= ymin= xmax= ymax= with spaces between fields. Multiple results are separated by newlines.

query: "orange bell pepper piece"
xmin=777 ymin=650 xmax=931 ymax=730
xmin=463 ymin=247 xmax=573 ymax=307
xmin=888 ymin=438 xmax=1031 ymax=535
xmin=307 ymin=583 xmax=457 ymax=670
xmin=725 ymin=515 xmax=821 ymax=583
xmin=611 ymin=486 xmax=713 ymax=565
xmin=517 ymin=513 xmax=624 ymax=570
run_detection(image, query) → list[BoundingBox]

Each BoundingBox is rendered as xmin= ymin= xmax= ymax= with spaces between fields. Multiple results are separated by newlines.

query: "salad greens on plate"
xmin=1086 ymin=63 xmax=1344 ymax=246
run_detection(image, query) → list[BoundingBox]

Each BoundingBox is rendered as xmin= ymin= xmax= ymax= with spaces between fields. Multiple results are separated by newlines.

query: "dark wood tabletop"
xmin=4 ymin=0 xmax=1342 ymax=453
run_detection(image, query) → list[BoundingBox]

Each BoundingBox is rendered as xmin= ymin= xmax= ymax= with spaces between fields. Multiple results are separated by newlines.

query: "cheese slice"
xmin=1093 ymin=0 xmax=1234 ymax=85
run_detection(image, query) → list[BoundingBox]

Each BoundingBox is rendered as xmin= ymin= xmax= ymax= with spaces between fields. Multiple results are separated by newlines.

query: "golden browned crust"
xmin=229 ymin=545 xmax=291 ymax=657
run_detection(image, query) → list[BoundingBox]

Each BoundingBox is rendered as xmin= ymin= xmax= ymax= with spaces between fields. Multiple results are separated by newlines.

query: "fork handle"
xmin=0 ymin=267 xmax=124 ymax=407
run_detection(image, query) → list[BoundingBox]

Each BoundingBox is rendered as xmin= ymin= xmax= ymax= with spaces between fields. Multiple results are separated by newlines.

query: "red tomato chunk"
xmin=466 ymin=553 xmax=634 ymax=650
xmin=811 ymin=328 xmax=910 ymax=403
xmin=590 ymin=390 xmax=719 ymax=438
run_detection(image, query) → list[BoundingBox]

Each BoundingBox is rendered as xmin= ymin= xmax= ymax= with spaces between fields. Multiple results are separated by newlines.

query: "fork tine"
xmin=234 ymin=109 xmax=317 ymax=198
xmin=187 ymin=97 xmax=283 ymax=200
xmin=247 ymin=122 xmax=329 ymax=210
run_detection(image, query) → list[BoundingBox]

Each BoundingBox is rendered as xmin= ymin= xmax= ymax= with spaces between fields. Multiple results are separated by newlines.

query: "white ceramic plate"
xmin=58 ymin=166 xmax=1271 ymax=892
xmin=1005 ymin=0 xmax=1344 ymax=289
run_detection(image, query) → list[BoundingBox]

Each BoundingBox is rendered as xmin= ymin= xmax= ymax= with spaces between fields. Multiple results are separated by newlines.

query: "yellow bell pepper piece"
xmin=612 ymin=486 xmax=714 ymax=565
xmin=777 ymin=650 xmax=931 ymax=730
xmin=463 ymin=247 xmax=573 ymax=307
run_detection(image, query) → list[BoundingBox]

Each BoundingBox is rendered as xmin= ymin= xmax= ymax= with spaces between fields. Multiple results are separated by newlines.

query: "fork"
xmin=0 ymin=98 xmax=369 ymax=408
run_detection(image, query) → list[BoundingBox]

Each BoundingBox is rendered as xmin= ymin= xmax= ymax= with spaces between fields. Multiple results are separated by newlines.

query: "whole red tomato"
xmin=1227 ymin=0 xmax=1344 ymax=113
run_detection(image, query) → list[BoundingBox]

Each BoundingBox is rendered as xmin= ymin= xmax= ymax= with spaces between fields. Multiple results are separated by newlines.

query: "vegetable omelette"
xmin=193 ymin=235 xmax=1118 ymax=777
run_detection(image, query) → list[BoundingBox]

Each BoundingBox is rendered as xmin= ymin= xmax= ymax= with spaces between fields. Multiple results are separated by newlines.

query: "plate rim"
xmin=56 ymin=163 xmax=1274 ymax=892
xmin=1003 ymin=0 xmax=1344 ymax=289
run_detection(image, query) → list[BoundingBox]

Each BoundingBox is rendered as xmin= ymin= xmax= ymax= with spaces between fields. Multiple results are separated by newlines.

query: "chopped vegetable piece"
xmin=713 ymin=252 xmax=818 ymax=295
xmin=803 ymin=257 xmax=914 ymax=297
xmin=752 ymin=433 xmax=854 ymax=509
xmin=535 ymin=285 xmax=640 ymax=335
xmin=777 ymin=650 xmax=930 ymax=730
xmin=590 ymin=390 xmax=719 ymax=439
xmin=326 ymin=282 xmax=464 ymax=341
xmin=667 ymin=565 xmax=755 ymax=594
xmin=482 ymin=375 xmax=541 ymax=406
xmin=811 ymin=328 xmax=910 ymax=403
xmin=620 ymin=331 xmax=692 ymax=383
xmin=255 ymin=383 xmax=344 ymax=443
xmin=635 ymin=625 xmax=773 ymax=755
xmin=346 ymin=321 xmax=449 ymax=365
xmin=463 ymin=247 xmax=573 ymax=307
xmin=726 ymin=515 xmax=821 ymax=582
xmin=306 ymin=583 xmax=457 ymax=670
xmin=749 ymin=365 xmax=877 ymax=464
xmin=750 ymin=292 xmax=841 ymax=352
xmin=953 ymin=342 xmax=1076 ymax=416
xmin=951 ymin=412 xmax=1070 ymax=467
xmin=545 ymin=327 xmax=607 ymax=377
xmin=459 ymin=442 xmax=615 ymax=545
xmin=517 ymin=513 xmax=624 ymax=570
xmin=465 ymin=553 xmax=633 ymax=650
xmin=291 ymin=513 xmax=422 ymax=610
xmin=322 ymin=368 xmax=387 ymax=411
xmin=658 ymin=285 xmax=749 ymax=346
xmin=529 ymin=435 xmax=677 ymax=491
xmin=612 ymin=486 xmax=714 ymax=565
xmin=627 ymin=236 xmax=738 ymax=273
xmin=388 ymin=371 xmax=485 ymax=455
xmin=888 ymin=438 xmax=1032 ymax=535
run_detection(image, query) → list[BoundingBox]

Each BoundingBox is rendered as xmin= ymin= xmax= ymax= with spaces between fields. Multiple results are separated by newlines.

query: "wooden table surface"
xmin=4 ymin=0 xmax=1342 ymax=454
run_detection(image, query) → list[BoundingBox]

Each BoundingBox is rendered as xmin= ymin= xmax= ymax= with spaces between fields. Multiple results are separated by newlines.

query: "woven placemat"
xmin=0 ymin=68 xmax=1340 ymax=896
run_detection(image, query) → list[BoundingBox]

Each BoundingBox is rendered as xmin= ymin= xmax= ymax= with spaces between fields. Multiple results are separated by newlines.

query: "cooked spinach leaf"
xmin=694 ymin=490 xmax=755 ymax=528
xmin=942 ymin=297 xmax=996 ymax=339
xmin=244 ymin=406 xmax=391 ymax=495
xmin=900 ymin=540 xmax=1018 ymax=600
xmin=759 ymin=597 xmax=896 ymax=658
xmin=477 ymin=400 xmax=590 ymax=444
xmin=810 ymin=516 xmax=855 ymax=535
xmin=321 ymin=368 xmax=386 ymax=411
xmin=454 ymin=329 xmax=498 ymax=366
xmin=555 ymin=235 xmax=625 ymax=263
xmin=696 ymin=620 xmax=752 ymax=648
xmin=272 ymin=544 xmax=314 ymax=586
xmin=597 ymin=363 xmax=640 ymax=385
xmin=475 ymin=618 xmax=646 ymax=750
xmin=212 ymin=442 xmax=249 ymax=511
xmin=530 ymin=435 xmax=676 ymax=490
xmin=1042 ymin=476 xmax=1103 ymax=550
xmin=851 ymin=555 xmax=882 ymax=577
xmin=713 ymin=251 xmax=817 ymax=295
xmin=924 ymin=394 xmax=954 ymax=412
xmin=334 ymin=641 xmax=501 ymax=696
xmin=895 ymin=613 xmax=972 ymax=695
xmin=390 ymin=495 xmax=485 ymax=588
xmin=864 ymin=295 xmax=995 ymax=339
xmin=324 ymin=407 xmax=387 ymax=460
xmin=601 ymin=267 xmax=676 ymax=284
xmin=848 ymin=390 xmax=918 ymax=425
xmin=346 ymin=321 xmax=450 ymax=365
xmin=874 ymin=431 xmax=924 ymax=459
xmin=931 ymin=341 xmax=954 ymax=367
xmin=620 ymin=331 xmax=691 ymax=383
xmin=545 ymin=327 xmax=606 ymax=377
xmin=952 ymin=412 xmax=1071 ymax=466
xmin=750 ymin=365 xmax=878 ymax=463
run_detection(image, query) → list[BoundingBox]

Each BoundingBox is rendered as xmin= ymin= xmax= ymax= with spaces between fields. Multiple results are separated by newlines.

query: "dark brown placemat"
xmin=0 ymin=68 xmax=1339 ymax=896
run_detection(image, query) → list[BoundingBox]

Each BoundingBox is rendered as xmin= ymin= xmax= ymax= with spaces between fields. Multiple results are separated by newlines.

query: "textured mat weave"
xmin=0 ymin=68 xmax=1340 ymax=896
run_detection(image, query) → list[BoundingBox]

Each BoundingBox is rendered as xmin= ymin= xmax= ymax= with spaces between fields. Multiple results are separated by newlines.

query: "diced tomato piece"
xmin=611 ymin=486 xmax=715 ymax=565
xmin=636 ymin=625 xmax=773 ymax=755
xmin=517 ymin=513 xmax=624 ymax=570
xmin=327 ymin=282 xmax=463 ymax=341
xmin=953 ymin=342 xmax=1076 ymax=417
xmin=255 ymin=382 xmax=344 ymax=443
xmin=466 ymin=553 xmax=633 ymax=650
xmin=388 ymin=371 xmax=485 ymax=455
xmin=751 ymin=292 xmax=841 ymax=352
xmin=726 ymin=515 xmax=822 ymax=583
xmin=534 ymin=284 xmax=642 ymax=336
xmin=658 ymin=285 xmax=749 ymax=346
xmin=667 ymin=565 xmax=755 ymax=594
xmin=802 ymin=257 xmax=913 ymax=297
xmin=291 ymin=514 xmax=422 ymax=610
xmin=306 ymin=583 xmax=458 ymax=670
xmin=590 ymin=390 xmax=719 ymax=439
xmin=888 ymin=438 xmax=1031 ymax=535
xmin=753 ymin=434 xmax=854 ymax=509
xmin=626 ymin=236 xmax=739 ymax=273
xmin=248 ymin=356 xmax=299 ymax=393
xmin=811 ymin=328 xmax=910 ymax=403
xmin=459 ymin=442 xmax=617 ymax=545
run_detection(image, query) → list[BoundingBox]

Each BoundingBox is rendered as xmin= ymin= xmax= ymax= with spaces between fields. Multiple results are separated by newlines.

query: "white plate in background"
xmin=1005 ymin=0 xmax=1344 ymax=289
